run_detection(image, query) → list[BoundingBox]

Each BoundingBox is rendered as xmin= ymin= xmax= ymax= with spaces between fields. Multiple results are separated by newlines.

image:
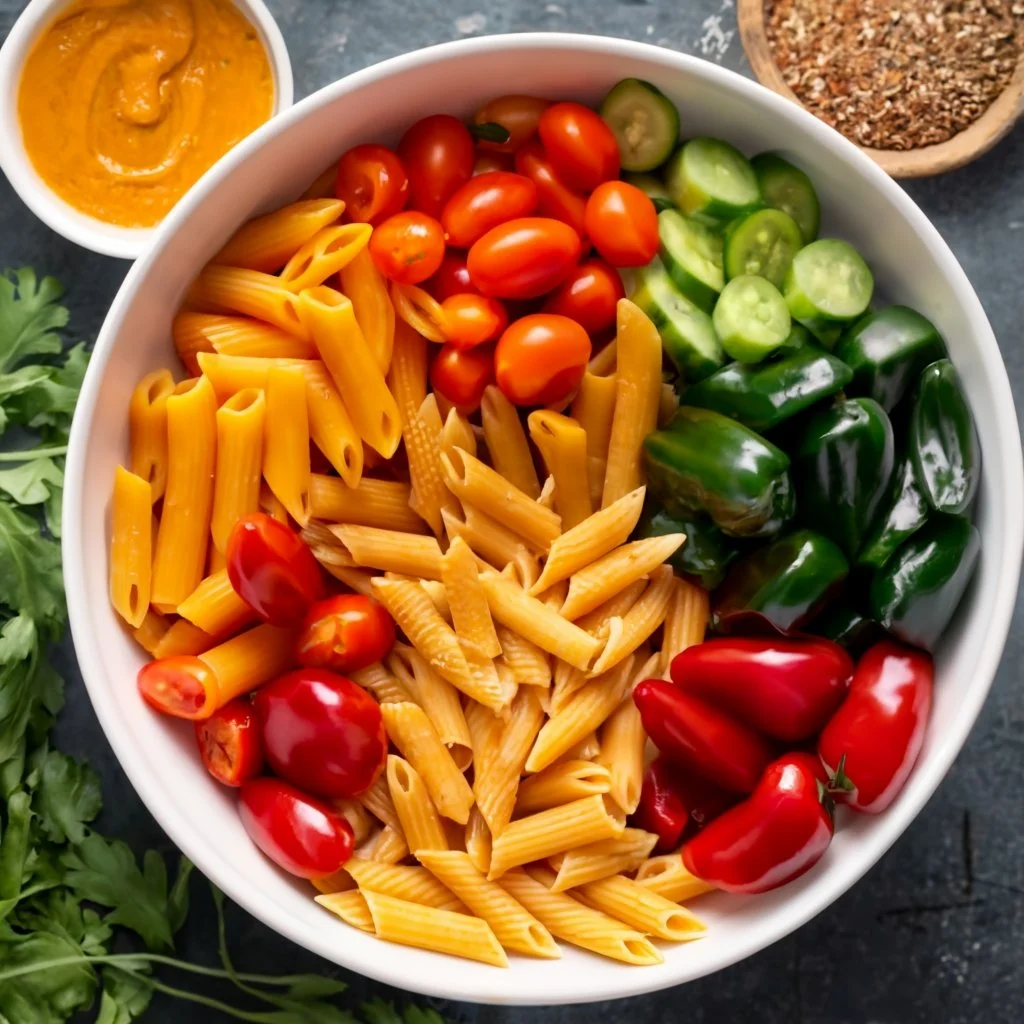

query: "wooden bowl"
xmin=737 ymin=0 xmax=1024 ymax=178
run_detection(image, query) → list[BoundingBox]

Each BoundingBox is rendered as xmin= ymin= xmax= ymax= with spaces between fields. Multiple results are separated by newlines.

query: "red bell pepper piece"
xmin=670 ymin=637 xmax=853 ymax=742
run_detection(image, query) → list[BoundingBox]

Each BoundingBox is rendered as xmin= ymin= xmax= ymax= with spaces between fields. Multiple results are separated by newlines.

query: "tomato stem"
xmin=469 ymin=121 xmax=512 ymax=144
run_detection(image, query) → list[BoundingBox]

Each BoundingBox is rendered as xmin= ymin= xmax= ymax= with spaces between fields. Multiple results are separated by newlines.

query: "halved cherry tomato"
xmin=440 ymin=294 xmax=509 ymax=349
xmin=441 ymin=172 xmax=539 ymax=248
xmin=584 ymin=181 xmax=659 ymax=267
xmin=494 ymin=313 xmax=591 ymax=407
xmin=334 ymin=144 xmax=409 ymax=225
xmin=537 ymin=102 xmax=620 ymax=191
xmin=428 ymin=251 xmax=478 ymax=301
xmin=473 ymin=151 xmax=515 ymax=175
xmin=296 ymin=594 xmax=396 ymax=673
xmin=254 ymin=668 xmax=387 ymax=799
xmin=467 ymin=217 xmax=582 ymax=300
xmin=194 ymin=698 xmax=264 ymax=786
xmin=473 ymin=95 xmax=550 ymax=153
xmin=514 ymin=141 xmax=588 ymax=238
xmin=430 ymin=343 xmax=496 ymax=412
xmin=138 ymin=655 xmax=216 ymax=721
xmin=368 ymin=211 xmax=445 ymax=285
xmin=239 ymin=777 xmax=354 ymax=879
xmin=226 ymin=513 xmax=324 ymax=627
xmin=398 ymin=114 xmax=475 ymax=217
xmin=541 ymin=259 xmax=624 ymax=334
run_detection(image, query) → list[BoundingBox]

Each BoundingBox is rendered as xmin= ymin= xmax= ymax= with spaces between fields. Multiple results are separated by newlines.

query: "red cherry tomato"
xmin=541 ymin=259 xmax=624 ymax=334
xmin=296 ymin=594 xmax=396 ymax=673
xmin=683 ymin=753 xmax=833 ymax=894
xmin=239 ymin=777 xmax=354 ymax=879
xmin=584 ymin=181 xmax=659 ymax=267
xmin=441 ymin=172 xmax=539 ymax=249
xmin=440 ymin=294 xmax=508 ymax=349
xmin=473 ymin=151 xmax=515 ymax=175
xmin=430 ymin=343 xmax=496 ymax=412
xmin=494 ymin=313 xmax=591 ymax=407
xmin=428 ymin=251 xmax=478 ymax=301
xmin=368 ymin=211 xmax=445 ymax=285
xmin=633 ymin=678 xmax=774 ymax=794
xmin=398 ymin=114 xmax=475 ymax=217
xmin=670 ymin=637 xmax=854 ymax=743
xmin=227 ymin=514 xmax=324 ymax=627
xmin=818 ymin=641 xmax=933 ymax=813
xmin=537 ymin=102 xmax=620 ymax=192
xmin=194 ymin=698 xmax=264 ymax=786
xmin=254 ymin=668 xmax=387 ymax=799
xmin=334 ymin=144 xmax=409 ymax=225
xmin=138 ymin=655 xmax=217 ymax=721
xmin=467 ymin=217 xmax=582 ymax=300
xmin=514 ymin=141 xmax=588 ymax=238
xmin=473 ymin=95 xmax=550 ymax=153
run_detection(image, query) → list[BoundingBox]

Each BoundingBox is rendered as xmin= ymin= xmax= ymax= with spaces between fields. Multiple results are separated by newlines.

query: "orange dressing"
xmin=18 ymin=0 xmax=274 ymax=227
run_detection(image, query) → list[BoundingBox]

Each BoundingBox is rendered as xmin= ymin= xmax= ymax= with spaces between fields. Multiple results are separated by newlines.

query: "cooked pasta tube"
xmin=359 ymin=825 xmax=410 ymax=864
xmin=390 ymin=282 xmax=446 ymax=343
xmin=359 ymin=773 xmax=404 ymax=834
xmin=575 ymin=874 xmax=707 ymax=941
xmin=176 ymin=313 xmax=317 ymax=360
xmin=441 ymin=505 xmax=539 ymax=588
xmin=571 ymin=372 xmax=618 ymax=508
xmin=548 ymin=828 xmax=658 ymax=892
xmin=109 ymin=467 xmax=151 ymax=628
xmin=210 ymin=389 xmax=265 ymax=553
xmin=465 ymin=807 xmax=492 ymax=875
xmin=128 ymin=369 xmax=174 ymax=501
xmin=152 ymin=619 xmax=214 ymax=659
xmin=528 ymin=410 xmax=592 ymax=530
xmin=514 ymin=760 xmax=611 ymax=817
xmin=560 ymin=731 xmax=601 ymax=763
xmin=316 ymin=890 xmax=374 ymax=932
xmin=132 ymin=609 xmax=171 ymax=655
xmin=548 ymin=660 xmax=589 ymax=717
xmin=308 ymin=474 xmax=424 ymax=533
xmin=300 ymin=362 xmax=364 ymax=487
xmin=635 ymin=855 xmax=717 ymax=903
xmin=334 ymin=798 xmax=375 ymax=846
xmin=330 ymin=524 xmax=443 ymax=580
xmin=661 ymin=576 xmax=710 ymax=673
xmin=587 ymin=339 xmax=617 ymax=376
xmin=186 ymin=266 xmax=309 ymax=338
xmin=590 ymin=565 xmax=676 ymax=674
xmin=339 ymin=249 xmax=394 ymax=374
xmin=576 ymin=578 xmax=648 ymax=640
xmin=442 ymin=537 xmax=502 ymax=658
xmin=345 ymin=860 xmax=464 ymax=912
xmin=263 ymin=365 xmax=311 ymax=526
xmin=495 ymin=626 xmax=551 ymax=689
xmin=279 ymin=223 xmax=372 ymax=292
xmin=386 ymin=756 xmax=448 ymax=854
xmin=464 ymin=700 xmax=504 ymax=776
xmin=177 ymin=569 xmax=255 ymax=638
xmin=350 ymin=662 xmax=412 ymax=704
xmin=311 ymin=868 xmax=356 ymax=895
xmin=440 ymin=407 xmax=477 ymax=460
xmin=597 ymin=697 xmax=647 ymax=814
xmin=197 ymin=624 xmax=297 ymax=711
xmin=480 ymin=386 xmax=541 ymax=499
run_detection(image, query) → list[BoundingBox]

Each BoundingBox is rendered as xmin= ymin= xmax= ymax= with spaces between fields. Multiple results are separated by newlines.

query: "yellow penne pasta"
xmin=386 ymin=755 xmax=449 ymax=855
xmin=495 ymin=625 xmax=551 ymax=689
xmin=345 ymin=860 xmax=464 ymax=912
xmin=109 ymin=467 xmax=152 ymax=628
xmin=302 ymin=361 xmax=364 ymax=487
xmin=591 ymin=565 xmax=676 ymax=674
xmin=390 ymin=282 xmax=446 ymax=343
xmin=359 ymin=773 xmax=403 ymax=834
xmin=597 ymin=697 xmax=647 ymax=815
xmin=465 ymin=807 xmax=492 ymax=875
xmin=661 ymin=576 xmax=710 ymax=672
xmin=358 ymin=825 xmax=411 ymax=864
xmin=548 ymin=828 xmax=658 ymax=892
xmin=311 ymin=868 xmax=357 ymax=895
xmin=576 ymin=578 xmax=648 ymax=639
xmin=441 ymin=505 xmax=539 ymax=589
xmin=635 ymin=855 xmax=717 ymax=903
xmin=316 ymin=890 xmax=375 ymax=932
xmin=464 ymin=700 xmax=505 ymax=778
xmin=279 ymin=223 xmax=372 ymax=292
xmin=177 ymin=569 xmax=255 ymax=638
xmin=571 ymin=372 xmax=618 ymax=508
xmin=440 ymin=407 xmax=477 ymax=460
xmin=186 ymin=266 xmax=309 ymax=338
xmin=334 ymin=798 xmax=375 ymax=846
xmin=196 ymin=624 xmax=297 ymax=710
xmin=442 ymin=536 xmax=502 ymax=659
xmin=262 ymin=365 xmax=311 ymax=525
xmin=132 ymin=609 xmax=171 ymax=655
xmin=350 ymin=662 xmax=413 ymax=704
xmin=210 ymin=389 xmax=265 ymax=553
xmin=588 ymin=339 xmax=617 ymax=376
xmin=575 ymin=874 xmax=707 ymax=941
xmin=480 ymin=386 xmax=541 ymax=499
xmin=194 ymin=352 xmax=310 ymax=400
xmin=152 ymin=618 xmax=214 ymax=659
xmin=528 ymin=410 xmax=592 ymax=531
xmin=328 ymin=523 xmax=443 ymax=579
xmin=560 ymin=730 xmax=601 ymax=763
xmin=301 ymin=161 xmax=338 ymax=200
xmin=339 ymin=249 xmax=394 ymax=374
xmin=175 ymin=312 xmax=317 ymax=360
xmin=548 ymin=660 xmax=589 ymax=717
xmin=308 ymin=474 xmax=424 ymax=533
xmin=128 ymin=369 xmax=174 ymax=502
xmin=514 ymin=760 xmax=611 ymax=817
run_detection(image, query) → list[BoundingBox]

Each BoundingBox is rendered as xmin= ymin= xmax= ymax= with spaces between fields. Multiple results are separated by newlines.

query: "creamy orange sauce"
xmin=19 ymin=0 xmax=274 ymax=227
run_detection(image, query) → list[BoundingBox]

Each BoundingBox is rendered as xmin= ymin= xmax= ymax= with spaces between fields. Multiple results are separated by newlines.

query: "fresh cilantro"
xmin=31 ymin=749 xmax=102 ymax=844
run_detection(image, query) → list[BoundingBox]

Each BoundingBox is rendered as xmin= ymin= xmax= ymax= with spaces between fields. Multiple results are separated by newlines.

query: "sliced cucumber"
xmin=723 ymin=208 xmax=803 ymax=289
xmin=632 ymin=258 xmax=726 ymax=382
xmin=600 ymin=78 xmax=680 ymax=172
xmin=658 ymin=209 xmax=724 ymax=313
xmin=712 ymin=275 xmax=792 ymax=363
xmin=751 ymin=152 xmax=821 ymax=243
xmin=624 ymin=172 xmax=675 ymax=212
xmin=664 ymin=138 xmax=762 ymax=225
xmin=784 ymin=239 xmax=874 ymax=326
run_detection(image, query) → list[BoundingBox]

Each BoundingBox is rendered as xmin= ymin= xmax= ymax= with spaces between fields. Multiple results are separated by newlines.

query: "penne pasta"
xmin=177 ymin=569 xmax=255 ymax=638
xmin=440 ymin=407 xmax=477 ymax=460
xmin=359 ymin=772 xmax=404 ymax=835
xmin=175 ymin=312 xmax=317 ymax=360
xmin=358 ymin=825 xmax=410 ymax=864
xmin=345 ymin=860 xmax=464 ymax=912
xmin=390 ymin=281 xmax=446 ymax=343
xmin=441 ymin=505 xmax=539 ymax=589
xmin=587 ymin=339 xmax=617 ymax=376
xmin=311 ymin=868 xmax=357 ymax=895
xmin=661 ymin=576 xmax=710 ymax=673
xmin=263 ymin=365 xmax=312 ymax=525
xmin=465 ymin=807 xmax=492 ymax=875
xmin=279 ymin=223 xmax=372 ymax=292
xmin=480 ymin=386 xmax=541 ymax=498
xmin=350 ymin=662 xmax=413 ymax=704
xmin=548 ymin=828 xmax=658 ymax=892
xmin=571 ymin=372 xmax=618 ymax=508
xmin=335 ymin=798 xmax=375 ymax=846
xmin=196 ymin=624 xmax=298 ymax=711
xmin=152 ymin=619 xmax=215 ymax=659
xmin=549 ymin=661 xmax=590 ymax=717
xmin=590 ymin=565 xmax=676 ymax=674
xmin=186 ymin=266 xmax=309 ymax=338
xmin=528 ymin=410 xmax=592 ymax=530
xmin=259 ymin=481 xmax=289 ymax=525
xmin=442 ymin=536 xmax=502 ymax=659
xmin=560 ymin=731 xmax=601 ymax=763
xmin=316 ymin=890 xmax=375 ymax=932
xmin=195 ymin=352 xmax=311 ymax=400
xmin=597 ymin=697 xmax=647 ymax=815
xmin=464 ymin=700 xmax=505 ymax=777
xmin=514 ymin=760 xmax=611 ymax=817
xmin=496 ymin=626 xmax=551 ymax=689
xmin=576 ymin=578 xmax=648 ymax=639
xmin=386 ymin=755 xmax=448 ymax=855
xmin=128 ymin=369 xmax=174 ymax=502
xmin=330 ymin=524 xmax=443 ymax=580
xmin=302 ymin=361 xmax=364 ymax=487
xmin=132 ymin=609 xmax=171 ymax=655
xmin=575 ymin=873 xmax=707 ymax=941
xmin=210 ymin=388 xmax=265 ymax=553
xmin=635 ymin=855 xmax=717 ymax=903
xmin=109 ymin=467 xmax=152 ymax=628
xmin=301 ymin=162 xmax=339 ymax=200
xmin=339 ymin=249 xmax=394 ymax=374
xmin=308 ymin=473 xmax=424 ymax=533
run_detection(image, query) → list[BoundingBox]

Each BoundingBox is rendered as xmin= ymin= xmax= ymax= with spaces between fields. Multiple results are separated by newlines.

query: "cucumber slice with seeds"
xmin=624 ymin=173 xmax=675 ymax=212
xmin=665 ymin=138 xmax=762 ymax=224
xmin=723 ymin=208 xmax=803 ymax=288
xmin=784 ymin=239 xmax=874 ymax=325
xmin=658 ymin=209 xmax=724 ymax=313
xmin=713 ymin=275 xmax=792 ymax=363
xmin=752 ymin=152 xmax=821 ymax=243
xmin=600 ymin=79 xmax=680 ymax=172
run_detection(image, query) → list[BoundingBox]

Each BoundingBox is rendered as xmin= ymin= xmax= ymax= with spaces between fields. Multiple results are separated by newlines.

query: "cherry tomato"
xmin=138 ymin=655 xmax=217 ymax=721
xmin=430 ymin=343 xmax=496 ymax=412
xmin=633 ymin=678 xmax=774 ymax=794
xmin=541 ymin=259 xmax=624 ymax=334
xmin=440 ymin=294 xmax=508 ymax=349
xmin=514 ymin=141 xmax=588 ymax=238
xmin=584 ymin=181 xmax=659 ymax=267
xmin=428 ymin=251 xmax=478 ymax=301
xmin=473 ymin=151 xmax=515 ymax=175
xmin=467 ymin=217 xmax=582 ymax=300
xmin=473 ymin=95 xmax=550 ymax=153
xmin=227 ymin=514 xmax=324 ymax=627
xmin=368 ymin=211 xmax=445 ymax=285
xmin=398 ymin=114 xmax=475 ymax=217
xmin=818 ymin=641 xmax=933 ymax=813
xmin=334 ymin=144 xmax=409 ymax=225
xmin=296 ymin=594 xmax=396 ymax=673
xmin=494 ymin=313 xmax=591 ymax=407
xmin=441 ymin=172 xmax=539 ymax=248
xmin=537 ymin=102 xmax=620 ymax=191
xmin=254 ymin=668 xmax=387 ymax=799
xmin=194 ymin=698 xmax=264 ymax=786
xmin=683 ymin=753 xmax=833 ymax=894
xmin=239 ymin=777 xmax=354 ymax=879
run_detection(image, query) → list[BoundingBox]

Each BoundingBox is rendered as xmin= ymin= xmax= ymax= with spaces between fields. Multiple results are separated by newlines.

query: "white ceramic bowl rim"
xmin=64 ymin=34 xmax=1024 ymax=1005
xmin=0 ymin=0 xmax=294 ymax=260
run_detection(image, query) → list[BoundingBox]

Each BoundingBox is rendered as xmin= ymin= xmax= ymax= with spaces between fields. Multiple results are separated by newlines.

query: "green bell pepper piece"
xmin=683 ymin=344 xmax=853 ymax=433
xmin=713 ymin=528 xmax=849 ymax=634
xmin=643 ymin=407 xmax=794 ymax=538
xmin=807 ymin=598 xmax=886 ymax=657
xmin=857 ymin=452 xmax=930 ymax=570
xmin=869 ymin=513 xmax=980 ymax=651
xmin=637 ymin=506 xmax=739 ymax=590
xmin=908 ymin=359 xmax=981 ymax=515
xmin=834 ymin=305 xmax=946 ymax=412
xmin=795 ymin=397 xmax=895 ymax=556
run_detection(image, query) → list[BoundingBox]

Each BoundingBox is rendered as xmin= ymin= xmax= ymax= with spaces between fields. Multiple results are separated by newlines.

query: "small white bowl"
xmin=64 ymin=34 xmax=1023 ymax=1006
xmin=0 ymin=0 xmax=293 ymax=260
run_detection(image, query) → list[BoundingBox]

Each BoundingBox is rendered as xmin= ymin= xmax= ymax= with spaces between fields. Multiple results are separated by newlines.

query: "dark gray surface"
xmin=2 ymin=0 xmax=1024 ymax=1020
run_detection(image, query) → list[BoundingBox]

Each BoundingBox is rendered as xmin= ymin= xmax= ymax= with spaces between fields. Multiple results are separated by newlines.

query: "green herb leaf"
xmin=0 ymin=501 xmax=64 ymax=631
xmin=0 ymin=268 xmax=67 ymax=375
xmin=97 ymin=966 xmax=154 ymax=1024
xmin=32 ymin=750 xmax=102 ymax=844
xmin=167 ymin=856 xmax=194 ymax=935
xmin=0 ymin=457 xmax=64 ymax=508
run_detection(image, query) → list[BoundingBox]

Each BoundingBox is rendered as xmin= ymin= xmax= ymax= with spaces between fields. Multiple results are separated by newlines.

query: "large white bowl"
xmin=64 ymin=34 xmax=1024 ymax=1006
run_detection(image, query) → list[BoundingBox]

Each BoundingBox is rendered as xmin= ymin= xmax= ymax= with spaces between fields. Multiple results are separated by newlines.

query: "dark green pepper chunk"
xmin=643 ymin=407 xmax=794 ymax=538
xmin=857 ymin=453 xmax=929 ymax=570
xmin=806 ymin=598 xmax=886 ymax=657
xmin=835 ymin=306 xmax=946 ymax=412
xmin=713 ymin=529 xmax=849 ymax=634
xmin=637 ymin=506 xmax=739 ymax=590
xmin=795 ymin=397 xmax=895 ymax=556
xmin=908 ymin=359 xmax=981 ymax=515
xmin=684 ymin=344 xmax=853 ymax=433
xmin=869 ymin=513 xmax=980 ymax=651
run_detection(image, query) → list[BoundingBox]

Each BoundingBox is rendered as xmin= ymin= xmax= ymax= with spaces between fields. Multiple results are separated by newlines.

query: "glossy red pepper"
xmin=818 ymin=641 xmax=933 ymax=813
xmin=670 ymin=637 xmax=853 ymax=742
xmin=632 ymin=678 xmax=774 ymax=794
xmin=683 ymin=752 xmax=833 ymax=894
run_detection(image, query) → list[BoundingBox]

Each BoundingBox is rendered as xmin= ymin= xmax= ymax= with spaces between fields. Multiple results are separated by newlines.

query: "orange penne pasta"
xmin=128 ymin=369 xmax=174 ymax=502
xmin=177 ymin=569 xmax=255 ymax=638
xmin=279 ymin=223 xmax=372 ymax=292
xmin=198 ymin=623 xmax=298 ymax=711
xmin=339 ymin=249 xmax=395 ymax=374
xmin=210 ymin=389 xmax=265 ymax=554
xmin=174 ymin=312 xmax=316 ymax=360
xmin=263 ymin=365 xmax=311 ymax=525
xmin=109 ymin=466 xmax=152 ymax=628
